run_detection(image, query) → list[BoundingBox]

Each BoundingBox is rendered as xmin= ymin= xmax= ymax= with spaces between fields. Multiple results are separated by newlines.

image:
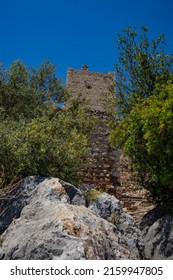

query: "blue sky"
xmin=1 ymin=0 xmax=173 ymax=84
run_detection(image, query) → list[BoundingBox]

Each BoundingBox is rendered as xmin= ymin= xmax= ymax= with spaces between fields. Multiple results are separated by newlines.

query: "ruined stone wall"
xmin=118 ymin=153 xmax=154 ymax=222
xmin=82 ymin=112 xmax=120 ymax=189
xmin=66 ymin=66 xmax=119 ymax=189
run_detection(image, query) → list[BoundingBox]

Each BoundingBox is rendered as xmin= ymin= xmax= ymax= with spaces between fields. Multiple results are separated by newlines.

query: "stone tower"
xmin=66 ymin=65 xmax=120 ymax=189
xmin=66 ymin=65 xmax=115 ymax=112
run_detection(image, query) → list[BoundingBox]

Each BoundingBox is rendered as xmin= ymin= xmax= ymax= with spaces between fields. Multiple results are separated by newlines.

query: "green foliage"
xmin=85 ymin=189 xmax=102 ymax=201
xmin=0 ymin=60 xmax=65 ymax=120
xmin=0 ymin=111 xmax=91 ymax=186
xmin=0 ymin=61 xmax=96 ymax=188
xmin=115 ymin=26 xmax=173 ymax=115
xmin=111 ymin=78 xmax=173 ymax=205
xmin=111 ymin=27 xmax=173 ymax=207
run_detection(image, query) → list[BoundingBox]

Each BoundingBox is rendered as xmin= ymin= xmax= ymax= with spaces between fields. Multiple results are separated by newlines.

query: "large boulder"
xmin=0 ymin=176 xmax=45 ymax=235
xmin=0 ymin=177 xmax=142 ymax=260
xmin=140 ymin=206 xmax=173 ymax=259
xmin=88 ymin=193 xmax=143 ymax=259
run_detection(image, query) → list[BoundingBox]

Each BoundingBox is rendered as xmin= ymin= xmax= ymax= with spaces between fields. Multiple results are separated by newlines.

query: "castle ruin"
xmin=66 ymin=65 xmax=154 ymax=221
xmin=66 ymin=65 xmax=120 ymax=189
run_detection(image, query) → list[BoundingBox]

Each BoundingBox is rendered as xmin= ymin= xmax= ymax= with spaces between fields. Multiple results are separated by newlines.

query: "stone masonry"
xmin=66 ymin=65 xmax=120 ymax=189
xmin=66 ymin=65 xmax=115 ymax=112
xmin=66 ymin=65 xmax=154 ymax=221
xmin=82 ymin=111 xmax=120 ymax=188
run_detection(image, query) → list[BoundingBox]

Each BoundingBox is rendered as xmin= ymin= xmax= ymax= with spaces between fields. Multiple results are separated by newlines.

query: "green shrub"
xmin=85 ymin=189 xmax=102 ymax=201
xmin=111 ymin=79 xmax=173 ymax=206
xmin=0 ymin=61 xmax=96 ymax=188
xmin=111 ymin=26 xmax=173 ymax=208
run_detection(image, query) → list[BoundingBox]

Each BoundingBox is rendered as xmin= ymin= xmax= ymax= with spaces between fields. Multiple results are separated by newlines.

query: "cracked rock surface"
xmin=140 ymin=207 xmax=173 ymax=260
xmin=0 ymin=177 xmax=142 ymax=260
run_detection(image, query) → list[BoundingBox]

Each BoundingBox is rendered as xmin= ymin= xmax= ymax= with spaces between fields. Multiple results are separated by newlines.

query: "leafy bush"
xmin=0 ymin=61 xmax=96 ymax=188
xmin=0 ymin=60 xmax=64 ymax=120
xmin=0 ymin=106 xmax=96 ymax=187
xmin=111 ymin=78 xmax=173 ymax=205
xmin=115 ymin=26 xmax=173 ymax=116
xmin=111 ymin=27 xmax=173 ymax=207
xmin=85 ymin=189 xmax=102 ymax=202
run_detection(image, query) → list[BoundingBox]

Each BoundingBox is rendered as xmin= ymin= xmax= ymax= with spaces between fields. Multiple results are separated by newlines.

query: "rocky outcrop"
xmin=140 ymin=207 xmax=173 ymax=260
xmin=88 ymin=192 xmax=143 ymax=259
xmin=0 ymin=177 xmax=142 ymax=260
xmin=1 ymin=176 xmax=173 ymax=260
